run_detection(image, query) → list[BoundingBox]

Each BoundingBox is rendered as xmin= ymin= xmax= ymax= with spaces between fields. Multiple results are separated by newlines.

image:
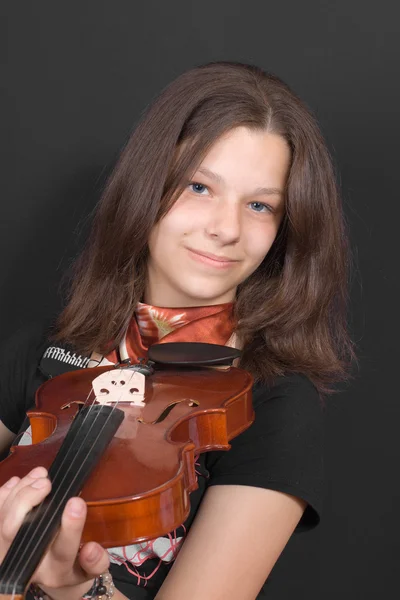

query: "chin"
xmin=179 ymin=286 xmax=235 ymax=306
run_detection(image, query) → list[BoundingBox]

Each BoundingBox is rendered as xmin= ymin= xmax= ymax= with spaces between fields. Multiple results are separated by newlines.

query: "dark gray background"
xmin=2 ymin=1 xmax=399 ymax=598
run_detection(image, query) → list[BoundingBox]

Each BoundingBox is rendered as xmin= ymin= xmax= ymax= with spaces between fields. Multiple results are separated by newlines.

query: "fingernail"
xmin=31 ymin=478 xmax=48 ymax=489
xmin=5 ymin=476 xmax=19 ymax=489
xmin=67 ymin=498 xmax=84 ymax=517
xmin=87 ymin=544 xmax=101 ymax=562
xmin=29 ymin=467 xmax=48 ymax=479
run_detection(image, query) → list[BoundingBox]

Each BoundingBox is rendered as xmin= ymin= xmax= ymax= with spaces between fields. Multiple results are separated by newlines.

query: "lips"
xmin=185 ymin=247 xmax=239 ymax=268
xmin=189 ymin=249 xmax=237 ymax=262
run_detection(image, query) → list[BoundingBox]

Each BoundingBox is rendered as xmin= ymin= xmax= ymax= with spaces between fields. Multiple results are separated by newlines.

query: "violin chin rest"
xmin=148 ymin=342 xmax=242 ymax=366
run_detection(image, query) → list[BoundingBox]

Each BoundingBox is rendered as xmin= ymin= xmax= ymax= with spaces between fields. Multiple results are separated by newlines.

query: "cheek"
xmin=148 ymin=212 xmax=191 ymax=256
xmin=167 ymin=205 xmax=191 ymax=231
xmin=243 ymin=226 xmax=277 ymax=265
xmin=150 ymin=199 xmax=208 ymax=248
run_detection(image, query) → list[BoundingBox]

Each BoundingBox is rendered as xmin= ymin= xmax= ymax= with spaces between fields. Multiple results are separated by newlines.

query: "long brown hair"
xmin=55 ymin=61 xmax=356 ymax=395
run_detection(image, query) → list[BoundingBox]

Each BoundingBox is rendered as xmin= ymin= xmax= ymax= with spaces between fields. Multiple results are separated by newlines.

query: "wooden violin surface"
xmin=0 ymin=364 xmax=254 ymax=547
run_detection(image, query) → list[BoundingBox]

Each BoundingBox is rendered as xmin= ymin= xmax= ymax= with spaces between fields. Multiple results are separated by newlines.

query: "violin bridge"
xmin=92 ymin=369 xmax=145 ymax=406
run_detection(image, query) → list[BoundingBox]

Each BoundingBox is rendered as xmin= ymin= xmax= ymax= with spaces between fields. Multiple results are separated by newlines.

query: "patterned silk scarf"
xmin=103 ymin=301 xmax=236 ymax=365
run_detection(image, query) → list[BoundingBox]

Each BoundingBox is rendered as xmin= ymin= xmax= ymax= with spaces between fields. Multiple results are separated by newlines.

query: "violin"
xmin=0 ymin=342 xmax=254 ymax=598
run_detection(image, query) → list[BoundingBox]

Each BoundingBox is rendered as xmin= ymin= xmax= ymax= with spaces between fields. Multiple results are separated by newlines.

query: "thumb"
xmin=79 ymin=542 xmax=110 ymax=577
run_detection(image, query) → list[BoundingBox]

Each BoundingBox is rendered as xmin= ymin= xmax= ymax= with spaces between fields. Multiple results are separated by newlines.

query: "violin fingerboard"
xmin=0 ymin=405 xmax=124 ymax=595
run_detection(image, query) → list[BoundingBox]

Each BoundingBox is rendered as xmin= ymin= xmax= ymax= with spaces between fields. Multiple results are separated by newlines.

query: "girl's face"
xmin=146 ymin=126 xmax=291 ymax=307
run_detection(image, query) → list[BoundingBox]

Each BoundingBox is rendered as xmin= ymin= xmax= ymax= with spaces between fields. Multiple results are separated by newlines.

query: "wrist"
xmin=30 ymin=578 xmax=94 ymax=600
xmin=82 ymin=571 xmax=114 ymax=599
xmin=31 ymin=570 xmax=116 ymax=600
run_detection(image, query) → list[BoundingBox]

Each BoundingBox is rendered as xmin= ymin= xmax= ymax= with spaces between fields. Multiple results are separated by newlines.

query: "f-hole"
xmin=138 ymin=399 xmax=200 ymax=425
xmin=60 ymin=401 xmax=86 ymax=411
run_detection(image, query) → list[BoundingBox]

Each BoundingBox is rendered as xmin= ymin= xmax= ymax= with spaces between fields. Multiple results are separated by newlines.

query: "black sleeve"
xmin=0 ymin=323 xmax=50 ymax=434
xmin=205 ymin=373 xmax=325 ymax=532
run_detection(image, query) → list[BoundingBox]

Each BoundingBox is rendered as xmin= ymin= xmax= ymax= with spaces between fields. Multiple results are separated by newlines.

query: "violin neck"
xmin=0 ymin=405 xmax=124 ymax=596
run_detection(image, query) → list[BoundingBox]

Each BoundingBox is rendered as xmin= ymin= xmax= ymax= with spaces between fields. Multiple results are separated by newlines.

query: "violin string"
xmin=2 ymin=364 xmax=132 ymax=589
xmin=1 ymin=369 xmax=107 ymax=590
xmin=5 ymin=363 xmax=134 ymax=584
xmin=3 ymin=365 xmax=138 ymax=590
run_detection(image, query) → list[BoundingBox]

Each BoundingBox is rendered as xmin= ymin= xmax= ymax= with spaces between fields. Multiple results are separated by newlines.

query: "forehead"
xmin=196 ymin=127 xmax=291 ymax=189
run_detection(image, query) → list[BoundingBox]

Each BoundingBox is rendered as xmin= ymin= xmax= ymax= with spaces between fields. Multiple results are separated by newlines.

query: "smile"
xmin=185 ymin=248 xmax=239 ymax=269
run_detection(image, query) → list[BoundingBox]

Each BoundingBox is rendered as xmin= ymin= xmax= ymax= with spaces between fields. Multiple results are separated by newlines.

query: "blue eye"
xmin=249 ymin=201 xmax=272 ymax=213
xmin=189 ymin=182 xmax=209 ymax=195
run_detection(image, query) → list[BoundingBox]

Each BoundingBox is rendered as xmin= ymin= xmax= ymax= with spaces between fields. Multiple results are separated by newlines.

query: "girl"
xmin=0 ymin=61 xmax=354 ymax=599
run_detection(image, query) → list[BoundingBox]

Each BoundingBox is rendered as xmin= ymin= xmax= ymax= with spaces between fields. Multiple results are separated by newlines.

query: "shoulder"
xmin=253 ymin=372 xmax=323 ymax=408
xmin=250 ymin=373 xmax=325 ymax=474
xmin=0 ymin=320 xmax=55 ymax=375
xmin=0 ymin=319 xmax=54 ymax=358
xmin=205 ymin=372 xmax=325 ymax=531
xmin=0 ymin=320 xmax=54 ymax=433
xmin=232 ymin=371 xmax=324 ymax=452
xmin=252 ymin=372 xmax=325 ymax=429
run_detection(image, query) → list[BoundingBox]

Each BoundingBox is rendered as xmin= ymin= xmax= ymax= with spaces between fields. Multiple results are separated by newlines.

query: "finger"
xmin=48 ymin=497 xmax=87 ymax=566
xmin=36 ymin=500 xmax=108 ymax=590
xmin=0 ymin=467 xmax=48 ymax=519
xmin=0 ymin=476 xmax=20 ymax=512
xmin=79 ymin=542 xmax=110 ymax=578
xmin=1 ymin=476 xmax=51 ymax=544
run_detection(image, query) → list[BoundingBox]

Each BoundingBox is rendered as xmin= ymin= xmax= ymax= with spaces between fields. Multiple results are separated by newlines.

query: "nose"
xmin=205 ymin=198 xmax=241 ymax=245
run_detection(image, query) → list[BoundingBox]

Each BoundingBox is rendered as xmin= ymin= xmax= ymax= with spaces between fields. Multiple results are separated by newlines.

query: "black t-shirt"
xmin=0 ymin=323 xmax=325 ymax=599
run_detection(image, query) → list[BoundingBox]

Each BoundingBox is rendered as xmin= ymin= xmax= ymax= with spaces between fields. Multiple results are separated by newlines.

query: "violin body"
xmin=0 ymin=363 xmax=254 ymax=548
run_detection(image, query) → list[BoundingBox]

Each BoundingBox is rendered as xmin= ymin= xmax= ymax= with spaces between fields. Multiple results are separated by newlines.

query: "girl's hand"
xmin=0 ymin=467 xmax=110 ymax=600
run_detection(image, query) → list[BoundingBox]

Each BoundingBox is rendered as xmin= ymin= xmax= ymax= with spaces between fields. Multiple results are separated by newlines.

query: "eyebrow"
xmin=196 ymin=167 xmax=284 ymax=197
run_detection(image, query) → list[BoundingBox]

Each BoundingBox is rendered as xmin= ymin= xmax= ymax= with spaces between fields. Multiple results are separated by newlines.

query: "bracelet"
xmin=30 ymin=570 xmax=114 ymax=600
xmin=82 ymin=571 xmax=115 ymax=599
